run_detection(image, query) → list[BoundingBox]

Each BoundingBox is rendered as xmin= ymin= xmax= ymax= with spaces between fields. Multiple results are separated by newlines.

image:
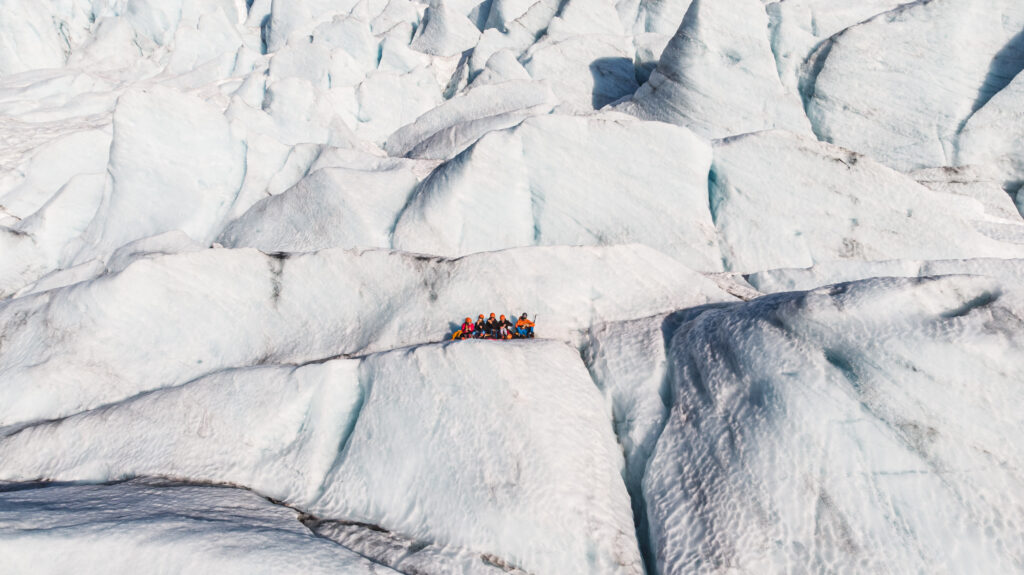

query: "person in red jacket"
xmin=459 ymin=317 xmax=474 ymax=339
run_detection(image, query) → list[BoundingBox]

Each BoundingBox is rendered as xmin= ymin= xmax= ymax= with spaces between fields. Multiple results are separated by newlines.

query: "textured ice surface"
xmin=804 ymin=0 xmax=1024 ymax=172
xmin=0 ymin=480 xmax=394 ymax=574
xmin=955 ymin=71 xmax=1024 ymax=194
xmin=647 ymin=275 xmax=1024 ymax=573
xmin=748 ymin=257 xmax=1024 ymax=294
xmin=710 ymin=130 xmax=1024 ymax=272
xmin=623 ymin=0 xmax=810 ymax=138
xmin=77 ymin=86 xmax=245 ymax=261
xmin=0 ymin=244 xmax=731 ymax=426
xmin=0 ymin=342 xmax=643 ymax=575
xmin=766 ymin=0 xmax=909 ymax=92
xmin=393 ymin=113 xmax=722 ymax=270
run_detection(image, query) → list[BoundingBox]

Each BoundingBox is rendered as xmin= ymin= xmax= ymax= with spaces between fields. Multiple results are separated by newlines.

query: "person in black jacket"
xmin=485 ymin=313 xmax=499 ymax=338
xmin=474 ymin=314 xmax=486 ymax=338
xmin=497 ymin=314 xmax=514 ymax=339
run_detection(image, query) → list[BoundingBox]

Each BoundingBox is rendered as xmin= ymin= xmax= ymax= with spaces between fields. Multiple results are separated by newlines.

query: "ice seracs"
xmin=218 ymin=164 xmax=420 ymax=252
xmin=954 ymin=71 xmax=1024 ymax=195
xmin=622 ymin=0 xmax=810 ymax=138
xmin=393 ymin=113 xmax=722 ymax=270
xmin=75 ymin=86 xmax=244 ymax=263
xmin=410 ymin=1 xmax=481 ymax=57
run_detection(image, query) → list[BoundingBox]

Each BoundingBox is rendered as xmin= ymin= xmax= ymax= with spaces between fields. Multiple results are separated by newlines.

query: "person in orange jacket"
xmin=515 ymin=313 xmax=535 ymax=338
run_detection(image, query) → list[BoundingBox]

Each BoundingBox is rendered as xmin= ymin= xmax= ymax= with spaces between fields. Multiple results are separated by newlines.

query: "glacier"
xmin=2 ymin=0 xmax=1024 ymax=573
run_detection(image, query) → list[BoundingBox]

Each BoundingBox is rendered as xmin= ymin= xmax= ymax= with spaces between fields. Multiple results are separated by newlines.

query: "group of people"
xmin=454 ymin=313 xmax=535 ymax=340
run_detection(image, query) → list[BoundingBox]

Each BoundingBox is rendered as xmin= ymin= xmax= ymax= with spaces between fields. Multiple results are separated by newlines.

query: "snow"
xmin=4 ymin=0 xmax=1024 ymax=572
xmin=645 ymin=274 xmax=1024 ymax=573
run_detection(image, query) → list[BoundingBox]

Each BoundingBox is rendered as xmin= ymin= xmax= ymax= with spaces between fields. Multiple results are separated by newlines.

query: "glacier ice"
xmin=0 ymin=480 xmax=394 ymax=574
xmin=622 ymin=0 xmax=810 ymax=138
xmin=766 ymin=0 xmax=908 ymax=92
xmin=219 ymin=165 xmax=420 ymax=252
xmin=955 ymin=71 xmax=1024 ymax=194
xmin=804 ymin=0 xmax=1024 ymax=172
xmin=710 ymin=130 xmax=1024 ymax=273
xmin=0 ymin=244 xmax=732 ymax=426
xmin=0 ymin=342 xmax=644 ymax=575
xmin=647 ymin=275 xmax=1024 ymax=572
xmin=3 ymin=0 xmax=1024 ymax=571
xmin=76 ymin=86 xmax=245 ymax=262
xmin=393 ymin=113 xmax=722 ymax=270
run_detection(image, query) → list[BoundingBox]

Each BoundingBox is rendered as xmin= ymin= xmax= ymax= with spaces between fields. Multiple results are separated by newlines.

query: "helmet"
xmin=490 ymin=313 xmax=495 ymax=318
xmin=465 ymin=317 xmax=471 ymax=322
xmin=500 ymin=315 xmax=505 ymax=319
xmin=478 ymin=314 xmax=484 ymax=319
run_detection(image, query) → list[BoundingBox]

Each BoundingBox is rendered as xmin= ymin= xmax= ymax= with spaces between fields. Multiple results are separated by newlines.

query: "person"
xmin=515 ymin=313 xmax=534 ymax=338
xmin=497 ymin=314 xmax=514 ymax=339
xmin=459 ymin=317 xmax=475 ymax=339
xmin=485 ymin=313 xmax=499 ymax=338
xmin=474 ymin=314 xmax=487 ymax=338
